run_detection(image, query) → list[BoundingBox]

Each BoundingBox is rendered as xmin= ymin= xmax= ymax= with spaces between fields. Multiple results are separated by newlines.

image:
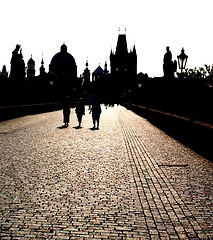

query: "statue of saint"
xmin=163 ymin=46 xmax=176 ymax=78
xmin=10 ymin=44 xmax=25 ymax=80
xmin=163 ymin=46 xmax=172 ymax=63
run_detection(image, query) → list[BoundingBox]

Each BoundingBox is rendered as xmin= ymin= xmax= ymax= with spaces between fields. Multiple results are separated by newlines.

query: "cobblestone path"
xmin=0 ymin=105 xmax=212 ymax=239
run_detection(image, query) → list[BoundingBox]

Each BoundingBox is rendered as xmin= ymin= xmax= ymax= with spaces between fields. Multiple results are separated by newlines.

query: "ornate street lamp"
xmin=177 ymin=48 xmax=188 ymax=74
xmin=138 ymin=82 xmax=142 ymax=88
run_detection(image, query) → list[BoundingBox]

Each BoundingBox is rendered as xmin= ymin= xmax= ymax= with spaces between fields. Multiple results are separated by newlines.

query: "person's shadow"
xmin=89 ymin=127 xmax=99 ymax=131
xmin=73 ymin=126 xmax=82 ymax=129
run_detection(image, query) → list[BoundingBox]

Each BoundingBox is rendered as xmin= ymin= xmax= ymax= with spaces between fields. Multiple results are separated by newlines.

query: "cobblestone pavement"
xmin=0 ymin=105 xmax=212 ymax=239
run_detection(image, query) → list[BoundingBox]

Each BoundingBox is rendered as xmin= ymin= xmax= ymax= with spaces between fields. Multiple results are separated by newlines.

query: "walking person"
xmin=89 ymin=98 xmax=102 ymax=129
xmin=75 ymin=98 xmax=85 ymax=128
xmin=62 ymin=96 xmax=70 ymax=128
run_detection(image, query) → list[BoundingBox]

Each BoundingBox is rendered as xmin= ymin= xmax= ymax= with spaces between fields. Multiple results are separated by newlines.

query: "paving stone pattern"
xmin=0 ymin=105 xmax=212 ymax=239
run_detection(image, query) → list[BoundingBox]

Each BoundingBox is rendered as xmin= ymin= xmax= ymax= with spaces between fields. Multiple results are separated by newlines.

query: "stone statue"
xmin=163 ymin=46 xmax=176 ymax=78
xmin=10 ymin=44 xmax=25 ymax=80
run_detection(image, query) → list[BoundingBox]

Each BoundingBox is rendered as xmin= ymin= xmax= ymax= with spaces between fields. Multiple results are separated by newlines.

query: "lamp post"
xmin=137 ymin=82 xmax=142 ymax=104
xmin=138 ymin=82 xmax=142 ymax=88
xmin=177 ymin=48 xmax=188 ymax=75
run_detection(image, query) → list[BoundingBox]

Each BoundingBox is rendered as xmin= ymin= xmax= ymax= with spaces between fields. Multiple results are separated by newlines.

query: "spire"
xmin=86 ymin=57 xmax=88 ymax=69
xmin=104 ymin=59 xmax=107 ymax=70
xmin=133 ymin=44 xmax=136 ymax=54
xmin=41 ymin=52 xmax=44 ymax=65
xmin=104 ymin=58 xmax=109 ymax=75
xmin=40 ymin=53 xmax=45 ymax=75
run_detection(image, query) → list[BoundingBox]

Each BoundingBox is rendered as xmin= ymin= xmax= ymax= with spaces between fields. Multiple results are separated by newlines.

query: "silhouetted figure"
xmin=10 ymin=44 xmax=25 ymax=80
xmin=164 ymin=46 xmax=172 ymax=63
xmin=62 ymin=96 xmax=70 ymax=128
xmin=163 ymin=46 xmax=176 ymax=78
xmin=89 ymin=99 xmax=102 ymax=129
xmin=75 ymin=98 xmax=85 ymax=128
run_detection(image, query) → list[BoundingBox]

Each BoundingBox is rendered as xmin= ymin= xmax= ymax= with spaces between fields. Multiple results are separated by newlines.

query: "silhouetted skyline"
xmin=0 ymin=0 xmax=212 ymax=77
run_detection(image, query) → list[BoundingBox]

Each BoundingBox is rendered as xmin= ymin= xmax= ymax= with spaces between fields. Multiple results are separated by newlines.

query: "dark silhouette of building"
xmin=91 ymin=64 xmax=104 ymax=95
xmin=49 ymin=43 xmax=77 ymax=97
xmin=27 ymin=55 xmax=35 ymax=78
xmin=92 ymin=61 xmax=109 ymax=78
xmin=110 ymin=33 xmax=137 ymax=99
xmin=29 ymin=55 xmax=50 ymax=103
xmin=92 ymin=64 xmax=104 ymax=82
xmin=91 ymin=62 xmax=110 ymax=101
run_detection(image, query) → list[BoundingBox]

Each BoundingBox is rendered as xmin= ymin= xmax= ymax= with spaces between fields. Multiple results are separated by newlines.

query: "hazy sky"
xmin=0 ymin=0 xmax=212 ymax=77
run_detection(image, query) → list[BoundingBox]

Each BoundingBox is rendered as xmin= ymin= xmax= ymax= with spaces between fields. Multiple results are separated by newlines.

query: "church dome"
xmin=28 ymin=56 xmax=35 ymax=65
xmin=49 ymin=44 xmax=77 ymax=78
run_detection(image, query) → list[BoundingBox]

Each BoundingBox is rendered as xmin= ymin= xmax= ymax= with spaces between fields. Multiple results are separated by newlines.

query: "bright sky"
xmin=0 ymin=0 xmax=212 ymax=77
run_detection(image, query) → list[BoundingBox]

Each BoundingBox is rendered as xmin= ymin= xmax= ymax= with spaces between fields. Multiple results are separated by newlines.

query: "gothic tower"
xmin=110 ymin=33 xmax=137 ymax=96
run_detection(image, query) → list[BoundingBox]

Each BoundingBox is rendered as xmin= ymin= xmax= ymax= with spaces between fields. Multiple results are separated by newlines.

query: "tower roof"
xmin=115 ymin=34 xmax=128 ymax=55
xmin=93 ymin=65 xmax=104 ymax=76
xmin=28 ymin=55 xmax=35 ymax=64
xmin=133 ymin=44 xmax=136 ymax=54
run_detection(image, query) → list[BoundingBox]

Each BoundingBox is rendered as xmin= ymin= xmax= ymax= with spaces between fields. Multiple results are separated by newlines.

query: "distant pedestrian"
xmin=89 ymin=98 xmax=102 ymax=129
xmin=75 ymin=98 xmax=85 ymax=128
xmin=62 ymin=96 xmax=70 ymax=128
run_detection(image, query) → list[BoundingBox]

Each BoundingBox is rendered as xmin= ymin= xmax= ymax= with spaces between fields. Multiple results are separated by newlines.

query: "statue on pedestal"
xmin=10 ymin=44 xmax=26 ymax=80
xmin=163 ymin=46 xmax=177 ymax=78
